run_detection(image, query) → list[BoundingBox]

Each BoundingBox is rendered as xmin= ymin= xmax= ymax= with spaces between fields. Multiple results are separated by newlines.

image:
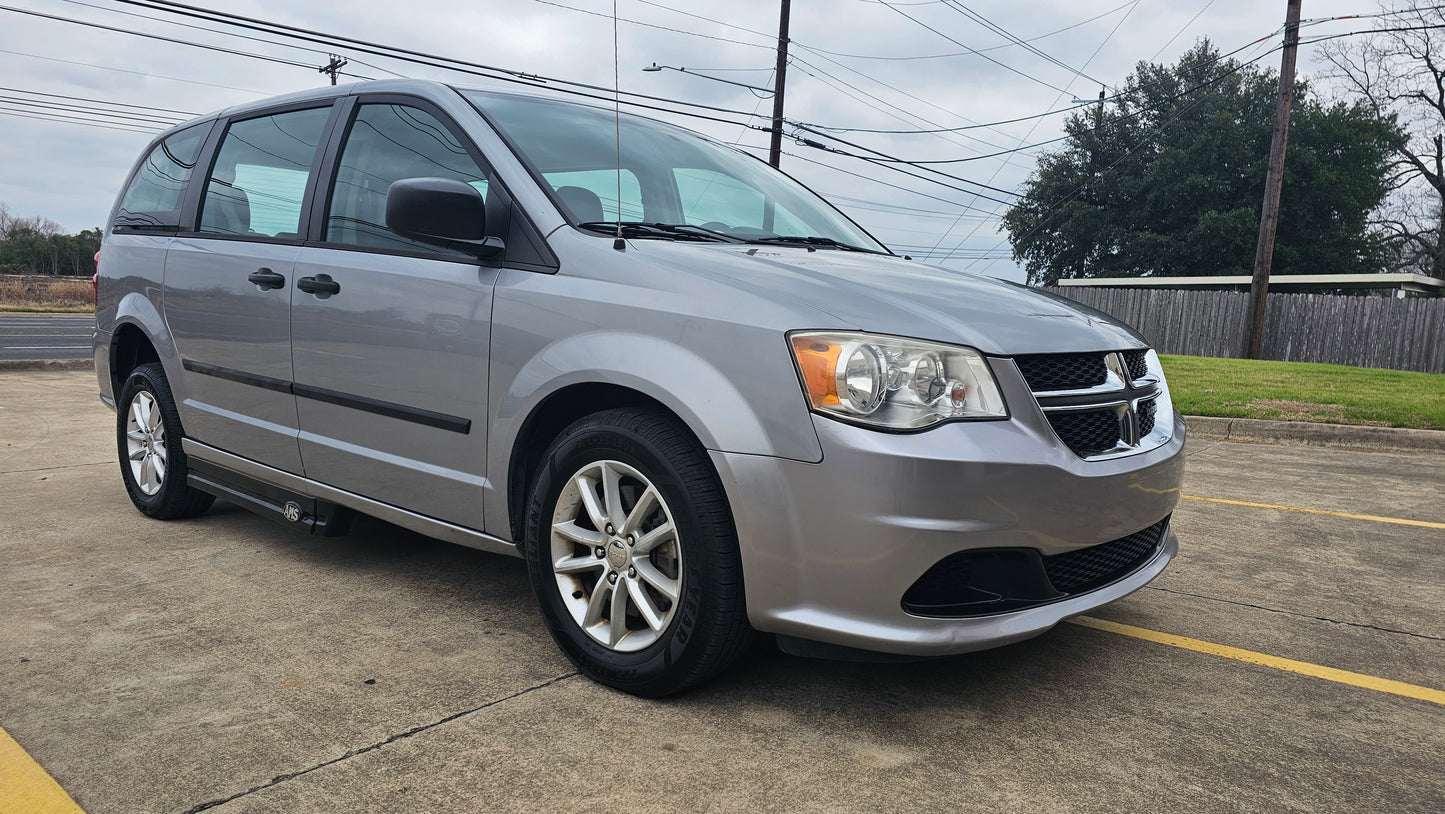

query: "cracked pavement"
xmin=2 ymin=371 xmax=1443 ymax=813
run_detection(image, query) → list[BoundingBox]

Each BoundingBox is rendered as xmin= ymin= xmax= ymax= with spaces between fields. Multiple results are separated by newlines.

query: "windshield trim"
xmin=453 ymin=86 xmax=893 ymax=256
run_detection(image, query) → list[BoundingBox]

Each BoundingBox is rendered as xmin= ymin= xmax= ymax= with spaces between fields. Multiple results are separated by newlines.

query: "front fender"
xmin=486 ymin=328 xmax=825 ymax=537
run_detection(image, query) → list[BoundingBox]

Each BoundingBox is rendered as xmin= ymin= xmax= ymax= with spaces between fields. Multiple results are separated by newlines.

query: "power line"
xmin=0 ymin=87 xmax=197 ymax=116
xmin=821 ymin=193 xmax=1000 ymax=219
xmin=775 ymin=147 xmax=1005 ymax=215
xmin=531 ymin=0 xmax=775 ymax=49
xmin=800 ymin=0 xmax=1139 ymax=60
xmin=0 ymin=47 xmax=270 ymax=95
xmin=875 ymin=0 xmax=1073 ymax=94
xmin=800 ymin=25 xmax=1281 ymax=137
xmin=928 ymin=0 xmax=1142 ymax=263
xmin=0 ymin=4 xmax=339 ymax=73
xmin=949 ymin=41 xmax=1285 ymax=269
xmin=786 ymin=54 xmax=1017 ymax=156
xmin=789 ymin=129 xmax=1021 ymax=201
xmin=112 ymin=0 xmax=774 ymax=124
xmin=0 ymin=95 xmax=186 ymax=126
xmin=939 ymin=0 xmax=1112 ymax=90
xmin=0 ymin=107 xmax=163 ymax=133
xmin=788 ymin=47 xmax=1027 ymax=150
xmin=793 ymin=38 xmax=1293 ymax=169
xmin=55 ymin=0 xmax=403 ymax=77
xmin=1149 ymin=0 xmax=1217 ymax=62
xmin=957 ymin=22 xmax=1445 ymax=273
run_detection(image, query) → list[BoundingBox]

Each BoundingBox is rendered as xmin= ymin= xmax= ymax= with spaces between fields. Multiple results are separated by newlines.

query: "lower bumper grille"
xmin=1041 ymin=518 xmax=1168 ymax=595
xmin=902 ymin=516 xmax=1170 ymax=617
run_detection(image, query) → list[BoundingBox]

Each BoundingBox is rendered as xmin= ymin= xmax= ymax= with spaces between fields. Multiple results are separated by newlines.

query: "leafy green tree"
xmin=1003 ymin=41 xmax=1405 ymax=286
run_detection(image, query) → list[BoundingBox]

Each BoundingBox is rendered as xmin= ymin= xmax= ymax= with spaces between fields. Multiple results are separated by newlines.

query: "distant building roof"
xmin=1055 ymin=273 xmax=1443 ymax=296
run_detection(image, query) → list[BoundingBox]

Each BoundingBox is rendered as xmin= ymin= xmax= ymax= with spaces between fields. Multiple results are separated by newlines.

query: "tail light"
xmin=93 ymin=251 xmax=100 ymax=307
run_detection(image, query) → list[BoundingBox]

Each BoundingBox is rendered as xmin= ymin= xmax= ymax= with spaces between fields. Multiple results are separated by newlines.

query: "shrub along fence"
xmin=1042 ymin=286 xmax=1445 ymax=374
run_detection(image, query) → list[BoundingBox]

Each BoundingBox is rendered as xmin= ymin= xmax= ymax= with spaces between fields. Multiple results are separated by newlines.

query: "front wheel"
xmin=524 ymin=408 xmax=753 ymax=696
xmin=116 ymin=362 xmax=214 ymax=519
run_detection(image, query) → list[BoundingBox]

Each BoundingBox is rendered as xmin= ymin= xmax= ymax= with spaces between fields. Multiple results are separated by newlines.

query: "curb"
xmin=0 ymin=359 xmax=94 ymax=373
xmin=1185 ymin=415 xmax=1445 ymax=455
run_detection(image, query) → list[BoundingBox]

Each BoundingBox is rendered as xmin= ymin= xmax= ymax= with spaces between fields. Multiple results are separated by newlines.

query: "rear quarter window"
xmin=114 ymin=124 xmax=210 ymax=230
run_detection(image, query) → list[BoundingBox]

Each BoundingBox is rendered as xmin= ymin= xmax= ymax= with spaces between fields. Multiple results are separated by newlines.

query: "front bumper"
xmin=711 ymin=408 xmax=1185 ymax=657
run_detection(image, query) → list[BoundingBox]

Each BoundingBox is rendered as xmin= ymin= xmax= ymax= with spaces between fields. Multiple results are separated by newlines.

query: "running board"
xmin=188 ymin=458 xmax=353 ymax=537
xmin=181 ymin=438 xmax=520 ymax=558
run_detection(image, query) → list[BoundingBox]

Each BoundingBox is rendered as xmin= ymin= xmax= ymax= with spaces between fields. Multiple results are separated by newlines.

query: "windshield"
xmin=461 ymin=89 xmax=889 ymax=253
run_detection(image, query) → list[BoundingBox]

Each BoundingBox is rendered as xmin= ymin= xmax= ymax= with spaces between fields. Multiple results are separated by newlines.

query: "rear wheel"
xmin=524 ymin=407 xmax=753 ymax=696
xmin=116 ymin=363 xmax=214 ymax=519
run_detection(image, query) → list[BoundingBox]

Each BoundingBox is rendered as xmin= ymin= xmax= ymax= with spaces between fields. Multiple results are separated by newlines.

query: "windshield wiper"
xmin=576 ymin=222 xmax=743 ymax=243
xmin=742 ymin=235 xmax=884 ymax=254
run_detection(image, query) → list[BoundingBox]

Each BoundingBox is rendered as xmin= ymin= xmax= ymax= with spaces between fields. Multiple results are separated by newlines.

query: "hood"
xmin=635 ymin=242 xmax=1147 ymax=356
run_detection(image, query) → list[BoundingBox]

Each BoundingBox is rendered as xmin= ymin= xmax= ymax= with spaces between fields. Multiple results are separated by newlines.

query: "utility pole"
xmin=319 ymin=54 xmax=348 ymax=86
xmin=767 ymin=0 xmax=791 ymax=169
xmin=1245 ymin=0 xmax=1302 ymax=359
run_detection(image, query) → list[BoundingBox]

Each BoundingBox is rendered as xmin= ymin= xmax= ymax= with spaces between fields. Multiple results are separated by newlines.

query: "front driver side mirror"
xmin=385 ymin=177 xmax=504 ymax=258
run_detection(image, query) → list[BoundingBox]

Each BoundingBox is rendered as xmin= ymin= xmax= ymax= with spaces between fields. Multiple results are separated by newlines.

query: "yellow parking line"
xmin=1181 ymin=494 xmax=1445 ymax=530
xmin=0 ymin=725 xmax=84 ymax=814
xmin=1070 ymin=616 xmax=1445 ymax=707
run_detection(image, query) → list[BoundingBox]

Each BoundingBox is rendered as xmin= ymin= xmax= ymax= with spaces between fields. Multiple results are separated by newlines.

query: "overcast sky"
xmin=0 ymin=0 xmax=1376 ymax=282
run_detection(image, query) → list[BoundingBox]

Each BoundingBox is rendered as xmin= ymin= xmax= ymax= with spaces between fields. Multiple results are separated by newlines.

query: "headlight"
xmin=789 ymin=331 xmax=1007 ymax=429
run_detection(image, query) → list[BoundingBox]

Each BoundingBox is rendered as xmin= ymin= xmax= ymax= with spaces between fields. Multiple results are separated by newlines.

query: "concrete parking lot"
xmin=2 ymin=370 xmax=1442 ymax=814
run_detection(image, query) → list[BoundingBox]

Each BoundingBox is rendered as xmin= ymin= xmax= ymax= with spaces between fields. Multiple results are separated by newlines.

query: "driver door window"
xmin=326 ymin=104 xmax=489 ymax=255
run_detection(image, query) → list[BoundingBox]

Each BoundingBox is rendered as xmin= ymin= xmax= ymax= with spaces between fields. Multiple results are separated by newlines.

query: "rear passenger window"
xmin=114 ymin=124 xmax=209 ymax=230
xmin=199 ymin=107 xmax=331 ymax=239
xmin=326 ymin=104 xmax=489 ymax=253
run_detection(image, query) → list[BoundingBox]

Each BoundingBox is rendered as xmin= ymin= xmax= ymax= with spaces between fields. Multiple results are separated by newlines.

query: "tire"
xmin=524 ymin=407 xmax=753 ymax=696
xmin=116 ymin=362 xmax=215 ymax=519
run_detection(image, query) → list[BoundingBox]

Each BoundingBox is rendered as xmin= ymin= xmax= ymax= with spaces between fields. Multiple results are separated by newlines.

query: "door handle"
xmin=248 ymin=268 xmax=286 ymax=290
xmin=296 ymin=274 xmax=341 ymax=297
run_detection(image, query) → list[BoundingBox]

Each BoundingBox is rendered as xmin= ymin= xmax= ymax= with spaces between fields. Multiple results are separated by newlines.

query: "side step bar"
xmin=188 ymin=457 xmax=354 ymax=537
xmin=180 ymin=437 xmax=520 ymax=558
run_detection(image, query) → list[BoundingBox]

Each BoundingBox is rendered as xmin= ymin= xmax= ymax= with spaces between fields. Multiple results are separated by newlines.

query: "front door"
xmin=291 ymin=100 xmax=498 ymax=529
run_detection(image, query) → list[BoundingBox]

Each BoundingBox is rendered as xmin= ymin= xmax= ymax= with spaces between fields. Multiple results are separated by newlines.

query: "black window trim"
xmin=305 ymin=92 xmax=558 ymax=272
xmin=307 ymin=93 xmax=507 ymax=267
xmin=179 ymin=98 xmax=348 ymax=246
xmin=109 ymin=119 xmax=218 ymax=235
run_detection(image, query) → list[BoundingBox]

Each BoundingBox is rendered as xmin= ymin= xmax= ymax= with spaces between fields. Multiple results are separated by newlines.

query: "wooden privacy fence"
xmin=1042 ymin=286 xmax=1445 ymax=374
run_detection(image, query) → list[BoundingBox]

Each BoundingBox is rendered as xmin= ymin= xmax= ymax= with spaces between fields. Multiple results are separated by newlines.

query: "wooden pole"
xmin=1245 ymin=0 xmax=1303 ymax=359
xmin=767 ymin=0 xmax=791 ymax=169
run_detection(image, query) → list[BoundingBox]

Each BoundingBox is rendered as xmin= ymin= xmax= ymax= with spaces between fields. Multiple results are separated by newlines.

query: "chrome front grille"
xmin=1017 ymin=349 xmax=1171 ymax=460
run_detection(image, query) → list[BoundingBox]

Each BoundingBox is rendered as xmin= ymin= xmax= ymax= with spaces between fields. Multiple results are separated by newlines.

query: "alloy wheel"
xmin=549 ymin=459 xmax=683 ymax=652
xmin=125 ymin=390 xmax=167 ymax=496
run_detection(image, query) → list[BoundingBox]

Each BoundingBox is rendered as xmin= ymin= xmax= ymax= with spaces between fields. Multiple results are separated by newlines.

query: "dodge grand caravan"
xmin=95 ymin=79 xmax=1184 ymax=696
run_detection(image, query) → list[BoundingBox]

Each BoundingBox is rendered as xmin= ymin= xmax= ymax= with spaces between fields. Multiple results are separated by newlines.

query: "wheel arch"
xmin=505 ymin=382 xmax=704 ymax=545
xmin=110 ymin=321 xmax=162 ymax=398
xmin=108 ymin=290 xmax=179 ymax=398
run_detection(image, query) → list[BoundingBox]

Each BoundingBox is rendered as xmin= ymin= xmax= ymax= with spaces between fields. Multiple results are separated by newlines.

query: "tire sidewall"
xmin=116 ymin=364 xmax=190 ymax=517
xmin=525 ymin=417 xmax=729 ymax=692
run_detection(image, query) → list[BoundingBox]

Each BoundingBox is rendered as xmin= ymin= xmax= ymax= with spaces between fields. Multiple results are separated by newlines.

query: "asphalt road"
xmin=0 ymin=315 xmax=93 ymax=361
xmin=2 ymin=370 xmax=1442 ymax=814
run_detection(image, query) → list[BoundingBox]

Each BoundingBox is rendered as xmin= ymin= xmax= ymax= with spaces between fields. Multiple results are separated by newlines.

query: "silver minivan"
xmin=96 ymin=79 xmax=1184 ymax=696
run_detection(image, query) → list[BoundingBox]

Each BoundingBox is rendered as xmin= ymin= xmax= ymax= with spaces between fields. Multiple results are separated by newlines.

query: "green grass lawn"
xmin=1160 ymin=355 xmax=1445 ymax=430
